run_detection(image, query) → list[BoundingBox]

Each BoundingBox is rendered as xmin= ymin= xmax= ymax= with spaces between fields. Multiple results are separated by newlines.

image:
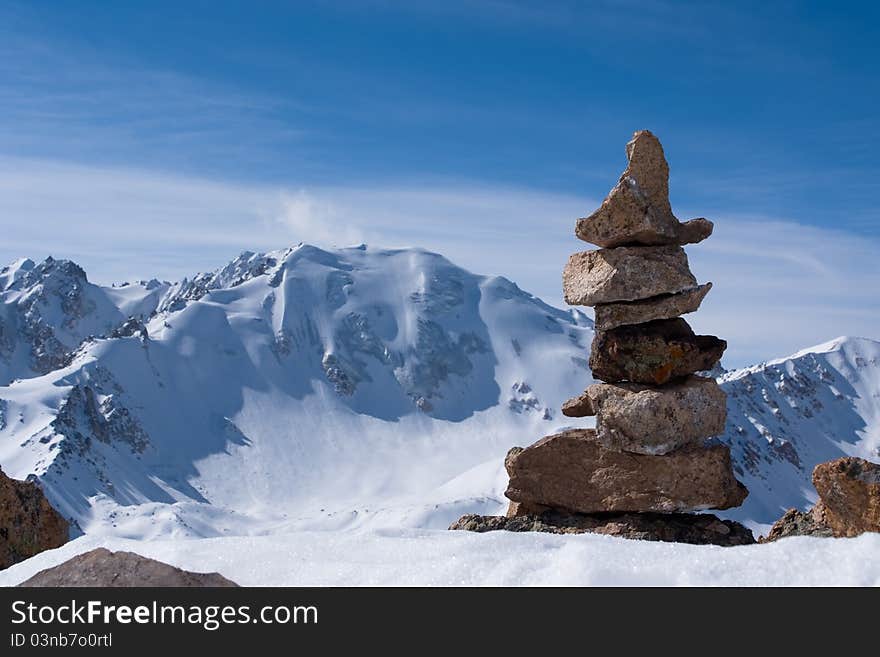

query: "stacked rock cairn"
xmin=452 ymin=131 xmax=753 ymax=545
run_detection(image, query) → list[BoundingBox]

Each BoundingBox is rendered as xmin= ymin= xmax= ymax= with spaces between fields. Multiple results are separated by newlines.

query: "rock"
xmin=575 ymin=130 xmax=713 ymax=248
xmin=561 ymin=391 xmax=594 ymax=417
xmin=18 ymin=548 xmax=239 ymax=587
xmin=1 ymin=469 xmax=68 ymax=570
xmin=110 ymin=317 xmax=149 ymax=340
xmin=450 ymin=514 xmax=509 ymax=532
xmin=505 ymin=501 xmax=551 ymax=518
xmin=450 ymin=509 xmax=754 ymax=546
xmin=593 ymin=283 xmax=712 ymax=331
xmin=761 ymin=458 xmax=880 ymax=541
xmin=760 ymin=507 xmax=834 ymax=542
xmin=811 ymin=457 xmax=880 ymax=537
xmin=504 ymin=429 xmax=747 ymax=514
xmin=589 ymin=318 xmax=726 ymax=384
xmin=566 ymin=376 xmax=726 ymax=455
xmin=563 ymin=246 xmax=697 ymax=306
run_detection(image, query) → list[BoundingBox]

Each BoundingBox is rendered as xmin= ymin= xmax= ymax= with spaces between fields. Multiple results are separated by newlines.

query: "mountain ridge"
xmin=0 ymin=244 xmax=876 ymax=537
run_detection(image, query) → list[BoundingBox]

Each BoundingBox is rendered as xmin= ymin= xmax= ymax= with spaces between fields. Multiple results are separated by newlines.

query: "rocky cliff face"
xmin=0 ymin=257 xmax=132 ymax=384
xmin=0 ymin=468 xmax=68 ymax=569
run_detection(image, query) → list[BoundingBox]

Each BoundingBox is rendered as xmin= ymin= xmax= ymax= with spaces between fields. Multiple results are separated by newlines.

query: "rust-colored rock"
xmin=504 ymin=429 xmax=747 ymax=514
xmin=575 ymin=130 xmax=713 ymax=248
xmin=589 ymin=318 xmax=726 ymax=384
xmin=563 ymin=246 xmax=697 ymax=306
xmin=19 ymin=548 xmax=239 ymax=587
xmin=567 ymin=376 xmax=726 ymax=455
xmin=593 ymin=283 xmax=712 ymax=331
xmin=450 ymin=509 xmax=754 ymax=546
xmin=1 ymin=469 xmax=68 ymax=570
xmin=812 ymin=457 xmax=880 ymax=537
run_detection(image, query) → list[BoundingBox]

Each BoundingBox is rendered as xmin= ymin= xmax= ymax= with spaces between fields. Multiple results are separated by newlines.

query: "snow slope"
xmin=1 ymin=529 xmax=878 ymax=587
xmin=0 ymin=243 xmax=877 ymax=553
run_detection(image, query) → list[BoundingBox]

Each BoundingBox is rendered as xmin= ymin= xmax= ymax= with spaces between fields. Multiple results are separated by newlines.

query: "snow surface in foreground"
xmin=1 ymin=530 xmax=878 ymax=587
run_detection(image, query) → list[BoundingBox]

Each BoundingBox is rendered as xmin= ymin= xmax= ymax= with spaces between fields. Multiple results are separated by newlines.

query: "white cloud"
xmin=0 ymin=156 xmax=876 ymax=368
xmin=275 ymin=190 xmax=366 ymax=247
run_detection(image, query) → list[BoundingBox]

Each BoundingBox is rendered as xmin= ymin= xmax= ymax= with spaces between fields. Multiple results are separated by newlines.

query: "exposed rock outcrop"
xmin=575 ymin=131 xmax=714 ymax=248
xmin=763 ymin=457 xmax=880 ymax=541
xmin=19 ymin=548 xmax=238 ymax=587
xmin=761 ymin=507 xmax=834 ymax=542
xmin=451 ymin=509 xmax=754 ymax=546
xmin=1 ymin=469 xmax=68 ymax=570
xmin=811 ymin=457 xmax=880 ymax=537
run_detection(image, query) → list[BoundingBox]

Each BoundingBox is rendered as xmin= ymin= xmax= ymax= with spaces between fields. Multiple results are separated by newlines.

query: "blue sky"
xmin=0 ymin=1 xmax=878 ymax=365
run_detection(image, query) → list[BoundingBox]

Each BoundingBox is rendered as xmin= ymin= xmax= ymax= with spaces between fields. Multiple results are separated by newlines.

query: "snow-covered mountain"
xmin=0 ymin=244 xmax=877 ymax=539
xmin=0 ymin=244 xmax=593 ymax=536
xmin=716 ymin=337 xmax=880 ymax=533
xmin=0 ymin=257 xmax=149 ymax=384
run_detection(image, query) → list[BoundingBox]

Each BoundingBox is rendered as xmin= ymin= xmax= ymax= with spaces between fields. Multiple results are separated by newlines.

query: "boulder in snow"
xmin=19 ymin=548 xmax=238 ymax=587
xmin=812 ymin=457 xmax=880 ymax=538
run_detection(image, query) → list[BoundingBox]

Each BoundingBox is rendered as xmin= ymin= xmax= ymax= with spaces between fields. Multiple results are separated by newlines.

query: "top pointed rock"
xmin=576 ymin=130 xmax=713 ymax=248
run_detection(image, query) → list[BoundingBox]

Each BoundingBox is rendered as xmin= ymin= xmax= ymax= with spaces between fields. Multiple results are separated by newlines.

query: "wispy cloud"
xmin=276 ymin=191 xmax=366 ymax=246
xmin=0 ymin=27 xmax=309 ymax=175
xmin=0 ymin=157 xmax=876 ymax=367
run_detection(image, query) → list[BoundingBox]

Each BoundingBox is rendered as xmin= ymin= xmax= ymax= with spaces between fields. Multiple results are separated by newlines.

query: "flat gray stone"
xmin=563 ymin=245 xmax=697 ymax=306
xmin=593 ymin=283 xmax=712 ymax=331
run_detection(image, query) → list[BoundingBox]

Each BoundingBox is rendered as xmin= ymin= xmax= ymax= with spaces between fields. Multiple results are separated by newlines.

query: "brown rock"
xmin=575 ymin=130 xmax=714 ymax=248
xmin=450 ymin=510 xmax=754 ymax=546
xmin=504 ymin=429 xmax=747 ymax=514
xmin=570 ymin=376 xmax=726 ymax=455
xmin=505 ymin=500 xmax=551 ymax=518
xmin=561 ymin=391 xmax=594 ymax=417
xmin=593 ymin=283 xmax=712 ymax=331
xmin=589 ymin=318 xmax=726 ymax=384
xmin=18 ymin=548 xmax=238 ymax=587
xmin=812 ymin=457 xmax=880 ymax=537
xmin=563 ymin=246 xmax=697 ymax=306
xmin=1 ymin=469 xmax=68 ymax=570
xmin=760 ymin=507 xmax=834 ymax=542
